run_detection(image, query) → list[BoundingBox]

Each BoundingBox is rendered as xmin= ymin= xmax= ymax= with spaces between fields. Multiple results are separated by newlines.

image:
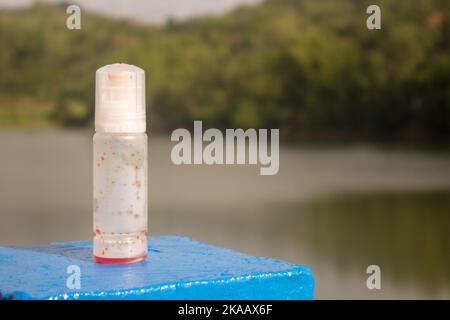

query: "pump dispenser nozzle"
xmin=95 ymin=63 xmax=146 ymax=133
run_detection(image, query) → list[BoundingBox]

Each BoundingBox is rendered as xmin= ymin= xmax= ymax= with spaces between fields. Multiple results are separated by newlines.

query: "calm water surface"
xmin=0 ymin=129 xmax=449 ymax=299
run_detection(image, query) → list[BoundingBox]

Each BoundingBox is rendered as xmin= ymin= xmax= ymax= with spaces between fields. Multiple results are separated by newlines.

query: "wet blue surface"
xmin=0 ymin=236 xmax=314 ymax=300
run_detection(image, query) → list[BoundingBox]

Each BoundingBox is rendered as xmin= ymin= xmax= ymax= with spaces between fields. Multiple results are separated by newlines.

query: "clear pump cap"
xmin=95 ymin=63 xmax=146 ymax=132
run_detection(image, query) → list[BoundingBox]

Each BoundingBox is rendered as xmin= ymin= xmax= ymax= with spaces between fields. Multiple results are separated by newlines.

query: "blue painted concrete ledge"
xmin=0 ymin=236 xmax=314 ymax=300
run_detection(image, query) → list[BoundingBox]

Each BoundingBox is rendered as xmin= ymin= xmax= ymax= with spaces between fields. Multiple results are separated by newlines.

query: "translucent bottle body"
xmin=93 ymin=132 xmax=148 ymax=263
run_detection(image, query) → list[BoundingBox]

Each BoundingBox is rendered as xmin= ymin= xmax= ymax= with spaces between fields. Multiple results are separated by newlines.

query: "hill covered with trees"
xmin=0 ymin=0 xmax=448 ymax=143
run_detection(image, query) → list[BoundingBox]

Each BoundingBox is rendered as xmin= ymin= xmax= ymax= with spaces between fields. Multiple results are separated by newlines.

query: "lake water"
xmin=0 ymin=129 xmax=449 ymax=299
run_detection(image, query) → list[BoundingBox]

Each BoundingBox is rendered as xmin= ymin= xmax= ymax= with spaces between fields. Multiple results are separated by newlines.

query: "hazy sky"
xmin=0 ymin=0 xmax=262 ymax=24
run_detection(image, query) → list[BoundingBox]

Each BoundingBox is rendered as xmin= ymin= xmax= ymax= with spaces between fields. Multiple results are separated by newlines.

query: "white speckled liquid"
xmin=93 ymin=132 xmax=148 ymax=263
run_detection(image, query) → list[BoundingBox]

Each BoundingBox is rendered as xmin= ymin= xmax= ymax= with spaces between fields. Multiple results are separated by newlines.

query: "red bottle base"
xmin=93 ymin=254 xmax=147 ymax=264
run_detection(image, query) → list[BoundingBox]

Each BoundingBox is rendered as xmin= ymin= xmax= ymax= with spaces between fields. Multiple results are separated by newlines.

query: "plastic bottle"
xmin=93 ymin=63 xmax=148 ymax=264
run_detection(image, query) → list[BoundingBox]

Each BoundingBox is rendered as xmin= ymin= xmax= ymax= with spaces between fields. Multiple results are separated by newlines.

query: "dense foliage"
xmin=0 ymin=0 xmax=448 ymax=142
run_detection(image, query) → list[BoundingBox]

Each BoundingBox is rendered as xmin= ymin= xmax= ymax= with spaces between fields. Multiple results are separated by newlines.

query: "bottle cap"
xmin=95 ymin=63 xmax=146 ymax=133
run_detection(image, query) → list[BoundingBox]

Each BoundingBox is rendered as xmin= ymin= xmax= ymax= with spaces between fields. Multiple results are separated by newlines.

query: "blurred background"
xmin=0 ymin=0 xmax=449 ymax=299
